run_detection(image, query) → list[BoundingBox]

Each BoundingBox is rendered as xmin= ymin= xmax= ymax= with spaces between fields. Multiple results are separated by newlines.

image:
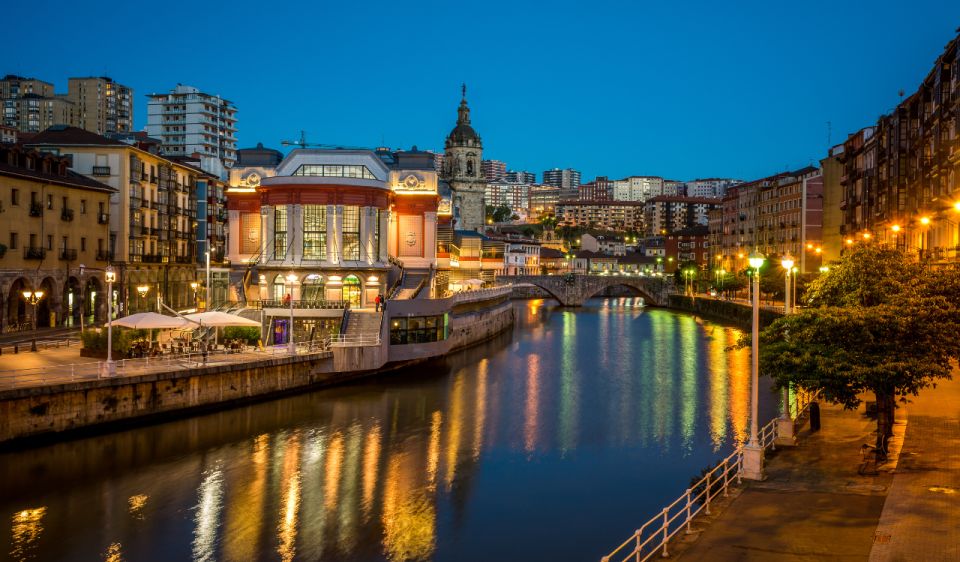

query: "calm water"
xmin=0 ymin=299 xmax=775 ymax=562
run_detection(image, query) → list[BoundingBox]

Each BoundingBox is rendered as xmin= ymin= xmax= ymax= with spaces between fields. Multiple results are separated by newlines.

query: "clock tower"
xmin=442 ymin=85 xmax=486 ymax=231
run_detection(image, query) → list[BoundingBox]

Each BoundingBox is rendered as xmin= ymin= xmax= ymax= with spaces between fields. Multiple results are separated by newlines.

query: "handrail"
xmin=600 ymin=390 xmax=816 ymax=562
xmin=251 ymin=299 xmax=349 ymax=310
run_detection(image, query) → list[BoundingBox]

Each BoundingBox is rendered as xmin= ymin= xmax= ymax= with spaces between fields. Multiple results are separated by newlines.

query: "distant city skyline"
xmin=6 ymin=0 xmax=960 ymax=182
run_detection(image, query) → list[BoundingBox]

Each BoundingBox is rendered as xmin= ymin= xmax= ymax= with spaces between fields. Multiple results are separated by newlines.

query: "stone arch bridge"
xmin=496 ymin=274 xmax=671 ymax=307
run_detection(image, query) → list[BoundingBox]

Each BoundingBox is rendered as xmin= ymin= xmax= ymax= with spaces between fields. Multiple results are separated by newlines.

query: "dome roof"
xmin=445 ymin=86 xmax=482 ymax=147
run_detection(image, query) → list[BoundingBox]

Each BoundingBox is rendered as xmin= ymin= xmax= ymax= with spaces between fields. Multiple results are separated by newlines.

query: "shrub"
xmin=223 ymin=326 xmax=261 ymax=345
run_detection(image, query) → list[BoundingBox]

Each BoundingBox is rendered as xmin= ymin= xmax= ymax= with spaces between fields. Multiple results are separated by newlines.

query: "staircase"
xmin=393 ymin=271 xmax=429 ymax=300
xmin=342 ymin=309 xmax=382 ymax=344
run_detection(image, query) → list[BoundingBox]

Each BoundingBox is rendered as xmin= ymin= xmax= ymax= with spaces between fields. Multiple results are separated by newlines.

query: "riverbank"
xmin=669 ymin=374 xmax=960 ymax=561
xmin=0 ymin=291 xmax=515 ymax=446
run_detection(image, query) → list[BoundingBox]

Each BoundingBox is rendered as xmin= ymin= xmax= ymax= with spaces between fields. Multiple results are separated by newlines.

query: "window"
xmin=47 ymin=235 xmax=53 ymax=250
xmin=292 ymin=164 xmax=378 ymax=180
xmin=390 ymin=315 xmax=448 ymax=345
xmin=62 ymin=196 xmax=68 ymax=210
xmin=80 ymin=200 xmax=86 ymax=214
xmin=81 ymin=237 xmax=86 ymax=251
xmin=274 ymin=206 xmax=287 ymax=259
xmin=341 ymin=206 xmax=360 ymax=261
xmin=46 ymin=194 xmax=53 ymax=210
xmin=9 ymin=232 xmax=17 ymax=249
xmin=11 ymin=189 xmax=18 ymax=205
xmin=303 ymin=205 xmax=327 ymax=260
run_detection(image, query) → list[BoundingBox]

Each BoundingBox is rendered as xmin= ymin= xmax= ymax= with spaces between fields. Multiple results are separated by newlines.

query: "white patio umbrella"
xmin=183 ymin=311 xmax=261 ymax=327
xmin=107 ymin=312 xmax=194 ymax=330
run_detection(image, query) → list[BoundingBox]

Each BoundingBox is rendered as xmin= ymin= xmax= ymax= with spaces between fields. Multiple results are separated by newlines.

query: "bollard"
xmin=14 ymin=344 xmax=18 ymax=354
xmin=810 ymin=402 xmax=821 ymax=432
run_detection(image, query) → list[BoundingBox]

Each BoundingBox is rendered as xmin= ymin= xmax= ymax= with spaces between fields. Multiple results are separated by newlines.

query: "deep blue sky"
xmin=8 ymin=1 xmax=960 ymax=182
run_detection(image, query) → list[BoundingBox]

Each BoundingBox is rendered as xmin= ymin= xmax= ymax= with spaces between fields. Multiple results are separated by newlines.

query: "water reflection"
xmin=0 ymin=300 xmax=775 ymax=562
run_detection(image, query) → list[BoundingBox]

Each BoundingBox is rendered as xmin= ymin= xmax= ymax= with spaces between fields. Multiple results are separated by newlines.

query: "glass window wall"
xmin=292 ymin=164 xmax=378 ymax=180
xmin=342 ymin=206 xmax=360 ymax=261
xmin=303 ymin=205 xmax=327 ymax=260
xmin=390 ymin=315 xmax=448 ymax=345
xmin=274 ymin=206 xmax=287 ymax=259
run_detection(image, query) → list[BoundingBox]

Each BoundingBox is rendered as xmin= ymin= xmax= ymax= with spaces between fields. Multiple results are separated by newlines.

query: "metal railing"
xmin=328 ymin=334 xmax=381 ymax=347
xmin=252 ymin=299 xmax=349 ymax=310
xmin=0 ymin=345 xmax=333 ymax=391
xmin=600 ymin=391 xmax=815 ymax=562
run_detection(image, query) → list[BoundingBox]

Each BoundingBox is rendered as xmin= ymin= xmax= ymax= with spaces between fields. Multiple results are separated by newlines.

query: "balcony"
xmin=98 ymin=212 xmax=110 ymax=224
xmin=61 ymin=208 xmax=74 ymax=222
xmin=129 ymin=196 xmax=142 ymax=208
xmin=96 ymin=249 xmax=112 ymax=262
xmin=142 ymin=254 xmax=164 ymax=263
xmin=24 ymin=247 xmax=46 ymax=260
xmin=175 ymin=255 xmax=193 ymax=264
xmin=29 ymin=202 xmax=43 ymax=217
xmin=91 ymin=166 xmax=111 ymax=176
xmin=59 ymin=248 xmax=77 ymax=261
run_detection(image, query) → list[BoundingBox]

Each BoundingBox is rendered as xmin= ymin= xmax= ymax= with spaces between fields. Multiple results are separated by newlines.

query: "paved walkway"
xmin=674 ymin=376 xmax=960 ymax=561
xmin=673 ymin=401 xmax=902 ymax=560
xmin=869 ymin=377 xmax=960 ymax=561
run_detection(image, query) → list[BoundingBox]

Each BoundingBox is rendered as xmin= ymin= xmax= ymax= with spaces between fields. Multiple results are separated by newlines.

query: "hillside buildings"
xmin=1 ymin=75 xmax=133 ymax=135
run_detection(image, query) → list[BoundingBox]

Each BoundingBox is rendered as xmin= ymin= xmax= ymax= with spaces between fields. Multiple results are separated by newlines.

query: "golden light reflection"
xmin=362 ymin=424 xmax=382 ymax=519
xmin=338 ymin=424 xmax=363 ymax=552
xmin=324 ymin=431 xmax=344 ymax=513
xmin=473 ymin=359 xmax=488 ymax=459
xmin=10 ymin=507 xmax=46 ymax=562
xmin=277 ymin=432 xmax=302 ymax=562
xmin=382 ymin=452 xmax=436 ymax=562
xmin=427 ymin=411 xmax=442 ymax=490
xmin=128 ymin=495 xmax=148 ymax=519
xmin=727 ymin=330 xmax=751 ymax=444
xmin=223 ymin=434 xmax=270 ymax=562
xmin=524 ymin=353 xmax=541 ymax=454
xmin=103 ymin=542 xmax=123 ymax=562
xmin=707 ymin=328 xmax=731 ymax=450
xmin=529 ymin=298 xmax=543 ymax=316
xmin=192 ymin=466 xmax=224 ymax=562
xmin=444 ymin=373 xmax=465 ymax=490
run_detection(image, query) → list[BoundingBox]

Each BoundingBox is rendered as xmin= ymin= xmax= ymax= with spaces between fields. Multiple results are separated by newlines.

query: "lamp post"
xmin=286 ymin=273 xmax=297 ymax=355
xmin=104 ymin=267 xmax=116 ymax=377
xmin=776 ymin=255 xmax=797 ymax=446
xmin=205 ymin=250 xmax=211 ymax=311
xmin=743 ymin=250 xmax=766 ymax=480
xmin=190 ymin=282 xmax=199 ymax=309
xmin=919 ymin=216 xmax=931 ymax=259
xmin=21 ymin=288 xmax=45 ymax=352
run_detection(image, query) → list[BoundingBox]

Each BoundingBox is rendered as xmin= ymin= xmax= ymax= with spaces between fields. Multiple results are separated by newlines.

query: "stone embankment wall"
xmin=448 ymin=301 xmax=514 ymax=351
xmin=668 ymin=295 xmax=782 ymax=329
xmin=0 ymin=297 xmax=516 ymax=446
xmin=510 ymin=285 xmax=552 ymax=299
xmin=0 ymin=353 xmax=348 ymax=445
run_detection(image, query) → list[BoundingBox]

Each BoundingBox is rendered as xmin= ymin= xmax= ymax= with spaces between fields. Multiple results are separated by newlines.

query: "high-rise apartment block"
xmin=481 ymin=159 xmax=506 ymax=181
xmin=685 ymin=178 xmax=742 ymax=198
xmin=505 ymin=170 xmax=536 ymax=184
xmin=612 ymin=176 xmax=664 ymax=201
xmin=145 ymin=85 xmax=238 ymax=178
xmin=67 ymin=77 xmax=133 ymax=135
xmin=542 ymin=168 xmax=581 ymax=200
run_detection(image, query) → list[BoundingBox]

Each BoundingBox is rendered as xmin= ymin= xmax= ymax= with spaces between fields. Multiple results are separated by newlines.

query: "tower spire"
xmin=461 ymin=83 xmax=466 ymax=100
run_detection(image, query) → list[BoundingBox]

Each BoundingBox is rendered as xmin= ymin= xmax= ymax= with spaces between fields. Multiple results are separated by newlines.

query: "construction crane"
xmin=280 ymin=130 xmax=367 ymax=151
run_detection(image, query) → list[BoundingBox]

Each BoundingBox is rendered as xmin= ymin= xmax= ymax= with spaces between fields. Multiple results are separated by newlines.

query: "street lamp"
xmin=777 ymin=255 xmax=796 ymax=447
xmin=137 ymin=285 xmax=149 ymax=312
xmin=744 ymin=250 xmax=766 ymax=480
xmin=190 ymin=282 xmax=200 ymax=309
xmin=919 ymin=216 xmax=931 ymax=258
xmin=21 ymin=288 xmax=45 ymax=352
xmin=780 ymin=254 xmax=794 ymax=314
xmin=286 ymin=273 xmax=297 ymax=354
xmin=104 ymin=267 xmax=116 ymax=377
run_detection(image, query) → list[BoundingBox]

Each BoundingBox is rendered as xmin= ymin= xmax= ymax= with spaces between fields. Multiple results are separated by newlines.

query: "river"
xmin=0 ymin=299 xmax=776 ymax=562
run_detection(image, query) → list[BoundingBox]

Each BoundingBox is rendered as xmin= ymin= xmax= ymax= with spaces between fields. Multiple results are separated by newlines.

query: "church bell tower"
xmin=442 ymin=85 xmax=486 ymax=231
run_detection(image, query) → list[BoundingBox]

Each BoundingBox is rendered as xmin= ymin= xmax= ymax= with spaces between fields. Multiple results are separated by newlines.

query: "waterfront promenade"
xmin=673 ymin=375 xmax=960 ymax=561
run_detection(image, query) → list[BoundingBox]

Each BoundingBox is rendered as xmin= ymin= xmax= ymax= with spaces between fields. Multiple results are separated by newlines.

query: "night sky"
xmin=8 ymin=0 xmax=960 ymax=182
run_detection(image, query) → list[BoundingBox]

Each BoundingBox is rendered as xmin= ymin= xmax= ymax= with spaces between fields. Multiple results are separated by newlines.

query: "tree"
xmin=750 ymin=244 xmax=960 ymax=454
